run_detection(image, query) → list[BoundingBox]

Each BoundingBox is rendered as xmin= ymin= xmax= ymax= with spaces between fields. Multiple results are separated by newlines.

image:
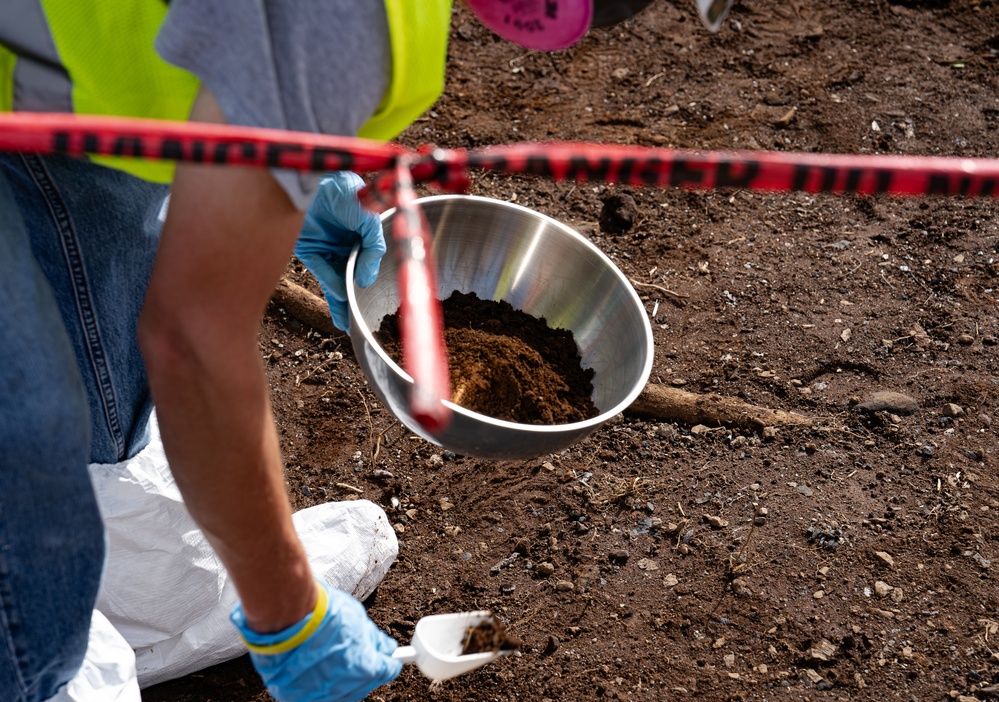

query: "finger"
xmin=297 ymin=253 xmax=350 ymax=331
xmin=371 ymin=627 xmax=398 ymax=656
xmin=354 ymin=249 xmax=382 ymax=289
xmin=353 ymin=210 xmax=386 ymax=288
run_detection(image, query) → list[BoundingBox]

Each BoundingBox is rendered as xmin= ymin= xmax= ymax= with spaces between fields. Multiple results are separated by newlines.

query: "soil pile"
xmin=375 ymin=291 xmax=597 ymax=425
xmin=461 ymin=617 xmax=523 ymax=656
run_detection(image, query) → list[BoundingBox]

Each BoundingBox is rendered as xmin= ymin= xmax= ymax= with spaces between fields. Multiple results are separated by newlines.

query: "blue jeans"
xmin=0 ymin=153 xmax=168 ymax=701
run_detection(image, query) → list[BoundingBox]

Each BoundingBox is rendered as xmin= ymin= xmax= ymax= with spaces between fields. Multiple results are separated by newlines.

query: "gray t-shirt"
xmin=156 ymin=0 xmax=392 ymax=209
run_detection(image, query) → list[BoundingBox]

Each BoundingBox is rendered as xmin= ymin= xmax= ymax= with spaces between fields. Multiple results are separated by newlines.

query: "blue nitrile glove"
xmin=231 ymin=581 xmax=402 ymax=702
xmin=295 ymin=171 xmax=386 ymax=333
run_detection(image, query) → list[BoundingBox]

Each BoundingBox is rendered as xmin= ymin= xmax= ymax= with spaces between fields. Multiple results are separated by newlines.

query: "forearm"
xmin=138 ymin=89 xmax=314 ymax=633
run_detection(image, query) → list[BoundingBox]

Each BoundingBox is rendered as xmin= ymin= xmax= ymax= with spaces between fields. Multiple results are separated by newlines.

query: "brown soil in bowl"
xmin=374 ymin=291 xmax=598 ymax=425
xmin=461 ymin=617 xmax=523 ymax=655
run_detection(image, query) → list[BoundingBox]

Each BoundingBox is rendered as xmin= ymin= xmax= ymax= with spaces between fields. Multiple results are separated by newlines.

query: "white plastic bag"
xmin=85 ymin=414 xmax=398 ymax=688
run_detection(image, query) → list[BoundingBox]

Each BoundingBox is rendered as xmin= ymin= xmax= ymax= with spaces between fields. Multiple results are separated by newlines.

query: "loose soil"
xmin=145 ymin=1 xmax=999 ymax=700
xmin=462 ymin=618 xmax=524 ymax=656
xmin=376 ymin=291 xmax=598 ymax=424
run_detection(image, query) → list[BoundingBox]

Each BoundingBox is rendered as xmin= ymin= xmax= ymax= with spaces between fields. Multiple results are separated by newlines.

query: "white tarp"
xmin=50 ymin=414 xmax=398 ymax=698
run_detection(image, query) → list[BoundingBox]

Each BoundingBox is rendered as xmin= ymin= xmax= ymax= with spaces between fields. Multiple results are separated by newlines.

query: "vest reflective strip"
xmin=357 ymin=0 xmax=453 ymax=142
xmin=0 ymin=0 xmax=71 ymax=113
xmin=0 ymin=45 xmax=14 ymax=111
xmin=40 ymin=0 xmax=199 ymax=183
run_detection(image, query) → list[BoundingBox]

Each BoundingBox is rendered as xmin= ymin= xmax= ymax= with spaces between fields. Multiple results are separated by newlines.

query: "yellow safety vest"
xmin=0 ymin=0 xmax=452 ymax=183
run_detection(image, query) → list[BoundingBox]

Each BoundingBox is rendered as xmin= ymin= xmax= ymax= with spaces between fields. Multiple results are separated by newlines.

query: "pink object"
xmin=465 ymin=0 xmax=593 ymax=51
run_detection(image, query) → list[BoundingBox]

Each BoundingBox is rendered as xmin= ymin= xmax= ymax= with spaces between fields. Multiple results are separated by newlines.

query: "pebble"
xmin=536 ymin=562 xmax=555 ymax=577
xmin=874 ymin=551 xmax=895 ymax=568
xmin=797 ymin=485 xmax=814 ymax=497
xmin=855 ymin=391 xmax=920 ymax=416
xmin=637 ymin=557 xmax=658 ymax=570
xmin=664 ymin=573 xmax=679 ymax=588
xmin=555 ymin=580 xmax=575 ymax=592
xmin=943 ymin=403 xmax=965 ymax=418
xmin=705 ymin=515 xmax=729 ymax=529
xmin=809 ymin=639 xmax=838 ymax=661
xmin=874 ymin=581 xmax=893 ymax=597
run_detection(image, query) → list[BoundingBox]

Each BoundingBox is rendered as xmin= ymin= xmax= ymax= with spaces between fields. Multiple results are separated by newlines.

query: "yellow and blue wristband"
xmin=233 ymin=580 xmax=329 ymax=656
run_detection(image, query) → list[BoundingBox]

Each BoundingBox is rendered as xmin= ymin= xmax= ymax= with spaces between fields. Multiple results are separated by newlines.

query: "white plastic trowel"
xmin=391 ymin=611 xmax=514 ymax=682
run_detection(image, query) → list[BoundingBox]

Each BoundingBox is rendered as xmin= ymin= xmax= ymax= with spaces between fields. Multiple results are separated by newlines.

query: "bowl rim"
xmin=346 ymin=194 xmax=654 ymax=434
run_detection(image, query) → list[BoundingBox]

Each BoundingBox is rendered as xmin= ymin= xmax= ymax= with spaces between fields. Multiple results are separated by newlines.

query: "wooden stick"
xmin=271 ymin=277 xmax=341 ymax=338
xmin=625 ymin=384 xmax=813 ymax=430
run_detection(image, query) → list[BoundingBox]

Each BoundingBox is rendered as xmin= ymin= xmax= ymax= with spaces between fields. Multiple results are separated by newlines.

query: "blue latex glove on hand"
xmin=231 ymin=581 xmax=402 ymax=702
xmin=295 ymin=171 xmax=386 ymax=332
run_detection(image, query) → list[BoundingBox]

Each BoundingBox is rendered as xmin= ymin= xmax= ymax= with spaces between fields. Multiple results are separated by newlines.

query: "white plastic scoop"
xmin=391 ymin=611 xmax=513 ymax=681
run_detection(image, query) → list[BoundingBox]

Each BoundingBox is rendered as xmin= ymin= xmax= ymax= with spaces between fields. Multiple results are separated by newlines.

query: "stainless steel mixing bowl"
xmin=346 ymin=194 xmax=653 ymax=460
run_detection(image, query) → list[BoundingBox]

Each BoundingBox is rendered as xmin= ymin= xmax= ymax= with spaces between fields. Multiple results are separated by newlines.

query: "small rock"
xmin=439 ymin=498 xmax=454 ymax=511
xmin=762 ymin=426 xmax=778 ymax=441
xmin=891 ymin=587 xmax=905 ymax=602
xmin=489 ymin=553 xmax=520 ymax=574
xmin=300 ymin=485 xmax=312 ymax=497
xmin=813 ymin=590 xmax=825 ymax=599
xmin=536 ymin=562 xmax=555 ymax=578
xmin=943 ymin=403 xmax=965 ymax=418
xmin=958 ymin=333 xmax=975 ymax=345
xmin=874 ymin=551 xmax=895 ymax=568
xmin=712 ymin=637 xmax=726 ymax=649
xmin=855 ymin=391 xmax=920 ymax=416
xmin=555 ymin=580 xmax=575 ymax=592
xmin=371 ymin=469 xmax=394 ymax=479
xmin=691 ymin=424 xmax=711 ymax=435
xmin=444 ymin=525 xmax=462 ymax=537
xmin=393 ymin=523 xmax=405 ymax=534
xmin=797 ymin=485 xmax=814 ymax=497
xmin=874 ymin=581 xmax=893 ymax=597
xmin=664 ymin=573 xmax=679 ymax=588
xmin=980 ymin=413 xmax=993 ymax=427
xmin=809 ymin=639 xmax=838 ymax=662
xmin=637 ymin=557 xmax=659 ymax=571
xmin=705 ymin=515 xmax=729 ymax=529
xmin=542 ymin=635 xmax=559 ymax=656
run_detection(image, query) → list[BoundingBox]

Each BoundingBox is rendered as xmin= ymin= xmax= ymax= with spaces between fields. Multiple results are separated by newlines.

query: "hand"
xmin=231 ymin=581 xmax=402 ymax=702
xmin=295 ymin=172 xmax=385 ymax=332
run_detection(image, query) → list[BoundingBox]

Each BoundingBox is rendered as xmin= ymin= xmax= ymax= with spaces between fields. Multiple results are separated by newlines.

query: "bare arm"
xmin=138 ymin=89 xmax=315 ymax=633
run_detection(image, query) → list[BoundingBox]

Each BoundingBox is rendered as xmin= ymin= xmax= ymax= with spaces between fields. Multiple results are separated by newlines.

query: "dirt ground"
xmin=143 ymin=0 xmax=999 ymax=700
